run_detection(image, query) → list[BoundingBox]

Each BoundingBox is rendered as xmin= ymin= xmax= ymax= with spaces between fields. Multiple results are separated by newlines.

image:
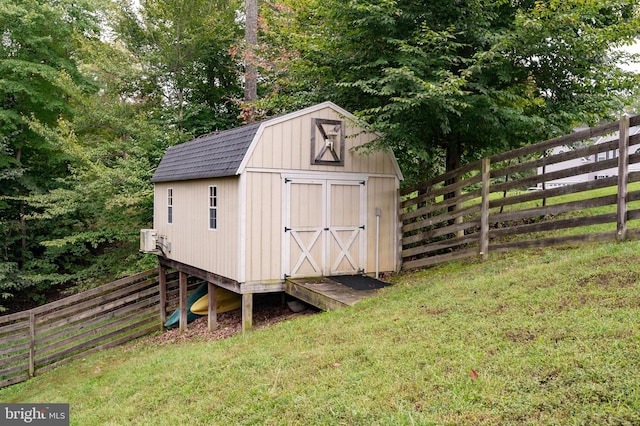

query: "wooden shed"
xmin=144 ymin=102 xmax=403 ymax=330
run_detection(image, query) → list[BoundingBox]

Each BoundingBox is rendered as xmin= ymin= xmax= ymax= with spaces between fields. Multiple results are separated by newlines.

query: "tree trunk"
xmin=19 ymin=204 xmax=26 ymax=268
xmin=244 ymin=0 xmax=258 ymax=122
xmin=445 ymin=134 xmax=462 ymax=197
xmin=15 ymin=147 xmax=27 ymax=267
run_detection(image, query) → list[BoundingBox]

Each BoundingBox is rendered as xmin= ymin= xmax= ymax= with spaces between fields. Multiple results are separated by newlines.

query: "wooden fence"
xmin=401 ymin=114 xmax=640 ymax=270
xmin=0 ymin=268 xmax=196 ymax=389
xmin=2 ymin=114 xmax=639 ymax=389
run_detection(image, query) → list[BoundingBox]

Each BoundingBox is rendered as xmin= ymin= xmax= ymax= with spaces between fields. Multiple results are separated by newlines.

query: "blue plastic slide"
xmin=164 ymin=281 xmax=208 ymax=327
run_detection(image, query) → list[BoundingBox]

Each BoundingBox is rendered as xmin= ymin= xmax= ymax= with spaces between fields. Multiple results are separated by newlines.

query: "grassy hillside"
xmin=1 ymin=240 xmax=639 ymax=425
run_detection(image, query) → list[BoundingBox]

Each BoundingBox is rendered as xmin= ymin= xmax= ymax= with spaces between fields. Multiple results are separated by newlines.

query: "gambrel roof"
xmin=151 ymin=101 xmax=403 ymax=183
xmin=151 ymin=121 xmax=262 ymax=183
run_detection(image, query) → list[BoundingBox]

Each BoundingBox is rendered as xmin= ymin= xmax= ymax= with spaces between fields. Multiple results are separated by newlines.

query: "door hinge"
xmin=284 ymin=178 xmax=292 ymax=183
xmin=360 ymin=180 xmax=366 ymax=185
xmin=284 ymin=226 xmax=291 ymax=232
xmin=359 ymin=225 xmax=365 ymax=230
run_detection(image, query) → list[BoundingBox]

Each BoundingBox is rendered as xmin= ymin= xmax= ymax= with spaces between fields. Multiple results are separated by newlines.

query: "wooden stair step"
xmin=284 ymin=277 xmax=377 ymax=312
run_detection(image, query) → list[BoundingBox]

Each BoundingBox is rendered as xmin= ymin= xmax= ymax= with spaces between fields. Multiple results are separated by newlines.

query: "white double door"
xmin=284 ymin=178 xmax=366 ymax=278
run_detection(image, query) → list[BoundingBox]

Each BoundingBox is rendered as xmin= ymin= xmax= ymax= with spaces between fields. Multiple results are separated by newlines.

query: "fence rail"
xmin=401 ymin=114 xmax=640 ymax=270
xmin=0 ymin=268 xmax=195 ymax=389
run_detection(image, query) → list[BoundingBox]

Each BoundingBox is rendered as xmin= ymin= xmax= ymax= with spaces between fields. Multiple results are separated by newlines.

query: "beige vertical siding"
xmin=153 ymin=178 xmax=240 ymax=281
xmin=245 ymin=106 xmax=397 ymax=175
xmin=242 ymin=103 xmax=402 ymax=280
xmin=244 ymin=171 xmax=283 ymax=282
xmin=366 ymin=176 xmax=400 ymax=273
xmin=152 ymin=104 xmax=402 ymax=285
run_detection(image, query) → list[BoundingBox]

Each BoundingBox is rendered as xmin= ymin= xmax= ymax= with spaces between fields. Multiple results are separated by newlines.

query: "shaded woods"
xmin=1 ymin=0 xmax=638 ymax=311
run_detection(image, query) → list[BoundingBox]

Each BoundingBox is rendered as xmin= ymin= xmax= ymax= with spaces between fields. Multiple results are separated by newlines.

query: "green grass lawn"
xmin=1 ymin=240 xmax=639 ymax=425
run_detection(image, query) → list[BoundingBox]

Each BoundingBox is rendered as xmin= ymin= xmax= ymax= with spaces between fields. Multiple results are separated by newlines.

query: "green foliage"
xmin=0 ymin=0 xmax=637 ymax=312
xmin=260 ymin=0 xmax=640 ymax=185
xmin=0 ymin=0 xmax=246 ymax=309
xmin=0 ymin=0 xmax=104 ymax=309
xmin=112 ymin=0 xmax=244 ymax=134
xmin=0 ymin=262 xmax=23 ymax=312
xmin=22 ymin=63 xmax=174 ymax=292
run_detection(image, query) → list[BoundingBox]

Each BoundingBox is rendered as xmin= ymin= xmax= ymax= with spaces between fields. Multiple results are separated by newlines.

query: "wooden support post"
xmin=397 ymin=187 xmax=403 ymax=272
xmin=454 ymin=187 xmax=464 ymax=238
xmin=480 ymin=158 xmax=491 ymax=261
xmin=158 ymin=265 xmax=167 ymax=329
xmin=242 ymin=293 xmax=253 ymax=333
xmin=207 ymin=282 xmax=217 ymax=333
xmin=541 ymin=164 xmax=547 ymax=207
xmin=179 ymin=271 xmax=188 ymax=333
xmin=617 ymin=114 xmax=630 ymax=242
xmin=29 ymin=311 xmax=35 ymax=378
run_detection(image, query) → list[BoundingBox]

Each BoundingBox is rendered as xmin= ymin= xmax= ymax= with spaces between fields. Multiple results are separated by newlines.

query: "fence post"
xmin=28 ymin=311 xmax=35 ymax=378
xmin=158 ymin=265 xmax=167 ymax=329
xmin=617 ymin=114 xmax=630 ymax=241
xmin=397 ymin=189 xmax=403 ymax=272
xmin=480 ymin=158 xmax=491 ymax=261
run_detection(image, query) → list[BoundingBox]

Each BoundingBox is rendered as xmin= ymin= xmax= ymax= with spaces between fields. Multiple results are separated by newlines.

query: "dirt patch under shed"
xmin=145 ymin=294 xmax=317 ymax=345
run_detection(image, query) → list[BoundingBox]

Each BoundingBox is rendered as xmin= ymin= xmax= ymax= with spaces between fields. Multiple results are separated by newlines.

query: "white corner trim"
xmin=238 ymin=173 xmax=247 ymax=283
xmin=388 ymin=148 xmax=404 ymax=181
xmin=281 ymin=176 xmax=290 ymax=280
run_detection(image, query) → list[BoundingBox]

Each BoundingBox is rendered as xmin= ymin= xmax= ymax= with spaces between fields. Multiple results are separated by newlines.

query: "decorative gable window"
xmin=310 ymin=118 xmax=344 ymax=166
xmin=208 ymin=186 xmax=217 ymax=230
xmin=167 ymin=188 xmax=173 ymax=224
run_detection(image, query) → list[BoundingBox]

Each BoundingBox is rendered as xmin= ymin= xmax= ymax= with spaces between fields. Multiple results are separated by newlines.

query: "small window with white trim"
xmin=208 ymin=186 xmax=217 ymax=230
xmin=167 ymin=188 xmax=173 ymax=224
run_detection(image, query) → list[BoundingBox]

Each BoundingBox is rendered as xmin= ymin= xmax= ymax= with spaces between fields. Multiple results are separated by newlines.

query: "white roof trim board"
xmin=151 ymin=102 xmax=402 ymax=183
xmin=235 ymin=101 xmax=355 ymax=174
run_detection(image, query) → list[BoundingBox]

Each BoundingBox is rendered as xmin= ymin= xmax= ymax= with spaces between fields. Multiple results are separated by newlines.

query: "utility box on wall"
xmin=140 ymin=229 xmax=158 ymax=253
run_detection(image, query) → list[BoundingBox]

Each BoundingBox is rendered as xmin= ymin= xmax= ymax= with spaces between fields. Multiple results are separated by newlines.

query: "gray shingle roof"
xmin=151 ymin=122 xmax=262 ymax=182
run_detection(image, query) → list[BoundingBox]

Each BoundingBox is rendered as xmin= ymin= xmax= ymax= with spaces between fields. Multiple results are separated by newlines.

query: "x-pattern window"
xmin=310 ymin=118 xmax=344 ymax=166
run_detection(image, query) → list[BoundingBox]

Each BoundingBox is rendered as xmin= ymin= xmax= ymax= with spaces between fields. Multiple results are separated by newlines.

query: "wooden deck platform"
xmin=284 ymin=276 xmax=388 ymax=312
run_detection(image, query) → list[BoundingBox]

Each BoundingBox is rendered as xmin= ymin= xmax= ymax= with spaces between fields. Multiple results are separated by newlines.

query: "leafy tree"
xmin=21 ymin=35 xmax=180 ymax=293
xmin=0 ymin=0 xmax=103 ymax=308
xmin=113 ymin=0 xmax=244 ymax=135
xmin=260 ymin=0 xmax=640 ymax=185
xmin=244 ymin=0 xmax=259 ymax=106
